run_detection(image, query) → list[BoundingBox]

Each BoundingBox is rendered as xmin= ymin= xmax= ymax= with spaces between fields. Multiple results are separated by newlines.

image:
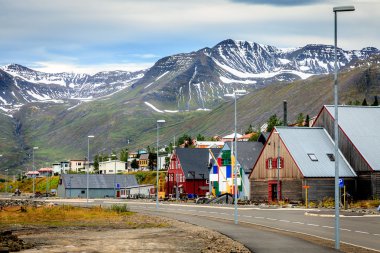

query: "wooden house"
xmin=166 ymin=147 xmax=220 ymax=198
xmin=313 ymin=105 xmax=380 ymax=199
xmin=249 ymin=127 xmax=357 ymax=202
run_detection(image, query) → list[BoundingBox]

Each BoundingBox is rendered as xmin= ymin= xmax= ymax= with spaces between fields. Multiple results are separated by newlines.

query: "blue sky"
xmin=0 ymin=0 xmax=379 ymax=74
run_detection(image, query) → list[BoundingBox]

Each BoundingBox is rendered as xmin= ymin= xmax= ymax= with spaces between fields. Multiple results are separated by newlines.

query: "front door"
xmin=271 ymin=184 xmax=278 ymax=201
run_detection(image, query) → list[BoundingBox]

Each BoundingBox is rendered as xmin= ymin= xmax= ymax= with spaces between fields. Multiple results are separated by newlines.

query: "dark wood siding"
xmin=250 ymin=181 xmax=268 ymax=202
xmin=282 ymin=180 xmax=302 ymax=201
xmin=314 ymin=108 xmax=372 ymax=173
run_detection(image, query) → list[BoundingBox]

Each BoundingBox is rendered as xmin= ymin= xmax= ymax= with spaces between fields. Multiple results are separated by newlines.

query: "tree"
xmin=177 ymin=134 xmax=193 ymax=147
xmin=131 ymin=159 xmax=139 ymax=169
xmin=296 ymin=113 xmax=305 ymax=126
xmin=245 ymin=124 xmax=254 ymax=134
xmin=266 ymin=114 xmax=283 ymax=132
xmin=362 ymin=98 xmax=368 ymax=106
xmin=372 ymin=96 xmax=379 ymax=106
xmin=305 ymin=114 xmax=310 ymax=127
xmin=248 ymin=132 xmax=260 ymax=142
xmin=165 ymin=142 xmax=174 ymax=154
xmin=119 ymin=148 xmax=129 ymax=162
xmin=196 ymin=133 xmax=205 ymax=141
xmin=148 ymin=152 xmax=157 ymax=170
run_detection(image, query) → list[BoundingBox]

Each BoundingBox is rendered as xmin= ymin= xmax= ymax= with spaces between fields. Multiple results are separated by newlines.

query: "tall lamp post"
xmin=333 ymin=6 xmax=355 ymax=250
xmin=274 ymin=130 xmax=281 ymax=202
xmin=87 ymin=135 xmax=94 ymax=203
xmin=156 ymin=119 xmax=165 ymax=210
xmin=32 ymin=147 xmax=39 ymax=197
xmin=112 ymin=154 xmax=117 ymax=198
xmin=225 ymin=89 xmax=247 ymax=225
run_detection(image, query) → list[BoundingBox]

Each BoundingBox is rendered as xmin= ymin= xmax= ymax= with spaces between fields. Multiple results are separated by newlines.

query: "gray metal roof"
xmin=61 ymin=174 xmax=138 ymax=189
xmin=175 ymin=147 xmax=221 ymax=180
xmin=224 ymin=142 xmax=264 ymax=174
xmin=325 ymin=106 xmax=380 ymax=171
xmin=275 ymin=127 xmax=356 ymax=178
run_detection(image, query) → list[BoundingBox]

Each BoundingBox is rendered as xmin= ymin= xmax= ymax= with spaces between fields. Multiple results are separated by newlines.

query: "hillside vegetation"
xmin=1 ymin=61 xmax=379 ymax=174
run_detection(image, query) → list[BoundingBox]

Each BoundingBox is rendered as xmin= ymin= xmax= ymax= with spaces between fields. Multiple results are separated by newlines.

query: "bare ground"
xmin=13 ymin=217 xmax=251 ymax=253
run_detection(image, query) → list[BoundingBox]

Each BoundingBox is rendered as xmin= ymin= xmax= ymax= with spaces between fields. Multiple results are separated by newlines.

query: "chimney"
xmin=283 ymin=100 xmax=287 ymax=126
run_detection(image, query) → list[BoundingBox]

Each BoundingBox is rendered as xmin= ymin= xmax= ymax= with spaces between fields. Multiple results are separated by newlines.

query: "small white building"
xmin=99 ymin=160 xmax=127 ymax=174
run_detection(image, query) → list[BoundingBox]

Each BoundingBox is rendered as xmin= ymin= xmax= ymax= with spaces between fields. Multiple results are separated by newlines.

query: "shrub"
xmin=110 ymin=204 xmax=129 ymax=213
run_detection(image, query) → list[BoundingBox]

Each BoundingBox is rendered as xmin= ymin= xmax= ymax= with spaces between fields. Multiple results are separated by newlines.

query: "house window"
xmin=267 ymin=158 xmax=273 ymax=169
xmin=308 ymin=153 xmax=318 ymax=161
xmin=327 ymin=153 xmax=335 ymax=161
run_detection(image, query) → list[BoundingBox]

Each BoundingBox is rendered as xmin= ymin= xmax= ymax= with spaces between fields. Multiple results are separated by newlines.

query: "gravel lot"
xmin=14 ymin=217 xmax=251 ymax=253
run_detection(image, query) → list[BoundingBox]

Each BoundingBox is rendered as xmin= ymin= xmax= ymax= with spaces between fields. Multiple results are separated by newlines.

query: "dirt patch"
xmin=4 ymin=217 xmax=250 ymax=253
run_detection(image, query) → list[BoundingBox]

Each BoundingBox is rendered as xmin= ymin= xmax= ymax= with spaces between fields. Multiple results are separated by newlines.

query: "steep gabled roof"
xmin=275 ymin=127 xmax=356 ymax=178
xmin=175 ymin=147 xmax=221 ymax=180
xmin=323 ymin=105 xmax=380 ymax=171
xmin=224 ymin=142 xmax=264 ymax=173
xmin=61 ymin=174 xmax=138 ymax=189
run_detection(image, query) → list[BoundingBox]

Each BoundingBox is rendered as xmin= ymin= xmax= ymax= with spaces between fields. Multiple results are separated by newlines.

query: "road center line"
xmin=266 ymin=218 xmax=277 ymax=221
xmin=292 ymin=221 xmax=304 ymax=224
xmin=355 ymin=231 xmax=369 ymax=234
xmin=307 ymin=224 xmax=319 ymax=227
xmin=254 ymin=216 xmax=264 ymax=219
xmin=279 ymin=220 xmax=290 ymax=223
xmin=243 ymin=215 xmax=252 ymax=218
xmin=322 ymin=226 xmax=333 ymax=229
xmin=340 ymin=228 xmax=351 ymax=231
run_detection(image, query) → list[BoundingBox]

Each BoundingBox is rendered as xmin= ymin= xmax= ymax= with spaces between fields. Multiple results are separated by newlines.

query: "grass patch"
xmin=350 ymin=199 xmax=380 ymax=209
xmin=0 ymin=204 xmax=168 ymax=229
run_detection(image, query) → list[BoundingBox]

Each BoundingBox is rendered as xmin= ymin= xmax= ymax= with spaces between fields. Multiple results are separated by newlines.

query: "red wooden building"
xmin=166 ymin=147 xmax=220 ymax=198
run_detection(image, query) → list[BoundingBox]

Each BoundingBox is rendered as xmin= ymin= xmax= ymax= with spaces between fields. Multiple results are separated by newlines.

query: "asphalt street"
xmin=46 ymin=199 xmax=380 ymax=252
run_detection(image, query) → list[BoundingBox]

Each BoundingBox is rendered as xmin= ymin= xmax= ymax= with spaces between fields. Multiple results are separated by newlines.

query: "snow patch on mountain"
xmin=144 ymin=101 xmax=164 ymax=113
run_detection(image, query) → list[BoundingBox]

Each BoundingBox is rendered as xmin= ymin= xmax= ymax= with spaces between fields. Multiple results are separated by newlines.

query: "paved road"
xmin=47 ymin=199 xmax=380 ymax=252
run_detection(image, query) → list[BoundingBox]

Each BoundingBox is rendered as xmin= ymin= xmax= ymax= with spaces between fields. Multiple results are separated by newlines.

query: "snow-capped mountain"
xmin=1 ymin=39 xmax=379 ymax=115
xmin=0 ymin=64 xmax=145 ymax=114
xmin=135 ymin=39 xmax=379 ymax=112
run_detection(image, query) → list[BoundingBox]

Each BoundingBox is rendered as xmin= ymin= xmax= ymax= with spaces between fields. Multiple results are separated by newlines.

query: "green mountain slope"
xmin=1 ymin=61 xmax=380 ymax=174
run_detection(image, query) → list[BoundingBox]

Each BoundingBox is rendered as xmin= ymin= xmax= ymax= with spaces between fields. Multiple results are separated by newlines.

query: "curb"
xmin=305 ymin=212 xmax=380 ymax=217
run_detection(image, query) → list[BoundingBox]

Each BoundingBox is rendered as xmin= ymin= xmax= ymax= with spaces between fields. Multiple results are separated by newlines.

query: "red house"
xmin=167 ymin=147 xmax=220 ymax=198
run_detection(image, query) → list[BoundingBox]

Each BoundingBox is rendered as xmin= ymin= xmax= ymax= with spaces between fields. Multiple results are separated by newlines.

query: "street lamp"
xmin=225 ymin=89 xmax=247 ymax=225
xmin=274 ymin=130 xmax=281 ymax=202
xmin=156 ymin=119 xmax=165 ymax=210
xmin=112 ymin=154 xmax=117 ymax=198
xmin=333 ymin=5 xmax=355 ymax=250
xmin=87 ymin=135 xmax=94 ymax=203
xmin=32 ymin=147 xmax=39 ymax=197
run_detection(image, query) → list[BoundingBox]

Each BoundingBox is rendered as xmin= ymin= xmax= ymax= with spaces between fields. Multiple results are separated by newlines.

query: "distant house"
xmin=222 ymin=133 xmax=243 ymax=142
xmin=194 ymin=141 xmax=224 ymax=149
xmin=167 ymin=147 xmax=220 ymax=198
xmin=249 ymin=127 xmax=356 ymax=202
xmin=99 ymin=160 xmax=127 ymax=174
xmin=69 ymin=160 xmax=86 ymax=173
xmin=210 ymin=141 xmax=263 ymax=200
xmin=26 ymin=171 xmax=39 ymax=178
xmin=138 ymin=154 xmax=149 ymax=170
xmin=313 ymin=105 xmax=380 ymax=199
xmin=57 ymin=174 xmax=138 ymax=198
xmin=38 ymin=168 xmax=53 ymax=177
xmin=120 ymin=184 xmax=155 ymax=198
